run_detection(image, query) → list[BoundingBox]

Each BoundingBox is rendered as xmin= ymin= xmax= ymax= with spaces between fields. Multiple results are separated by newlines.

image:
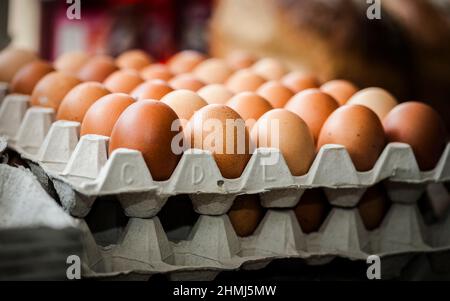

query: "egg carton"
xmin=0 ymin=94 xmax=449 ymax=218
xmin=76 ymin=187 xmax=450 ymax=280
xmin=1 ymin=93 xmax=450 ymax=280
xmin=0 ymin=82 xmax=8 ymax=104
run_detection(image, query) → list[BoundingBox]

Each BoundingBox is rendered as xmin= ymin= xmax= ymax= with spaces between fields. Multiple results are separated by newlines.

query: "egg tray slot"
xmin=1 ymin=93 xmax=450 ymax=218
xmin=75 ymin=188 xmax=450 ymax=280
xmin=0 ymin=82 xmax=8 ymax=104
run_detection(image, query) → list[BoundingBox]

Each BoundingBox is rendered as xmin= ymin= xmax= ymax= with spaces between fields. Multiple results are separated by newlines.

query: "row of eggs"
xmin=0 ymin=48 xmax=442 ymax=236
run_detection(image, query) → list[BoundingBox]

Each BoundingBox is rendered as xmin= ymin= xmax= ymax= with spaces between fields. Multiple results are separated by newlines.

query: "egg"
xmin=226 ymin=92 xmax=273 ymax=130
xmin=285 ymin=89 xmax=339 ymax=143
xmin=251 ymin=109 xmax=316 ymax=176
xmin=193 ymin=58 xmax=233 ymax=84
xmin=167 ymin=50 xmax=206 ymax=74
xmin=226 ymin=51 xmax=257 ymax=70
xmin=77 ymin=55 xmax=118 ymax=82
xmin=317 ymin=105 xmax=386 ymax=171
xmin=131 ymin=79 xmax=173 ymax=101
xmin=225 ymin=69 xmax=266 ymax=93
xmin=161 ymin=89 xmax=207 ymax=123
xmin=256 ymin=80 xmax=294 ymax=108
xmin=10 ymin=60 xmax=54 ymax=95
xmin=294 ymin=189 xmax=330 ymax=234
xmin=251 ymin=57 xmax=287 ymax=80
xmin=358 ymin=185 xmax=389 ymax=231
xmin=383 ymin=101 xmax=447 ymax=170
xmin=228 ymin=194 xmax=264 ymax=237
xmin=347 ymin=87 xmax=398 ymax=120
xmin=115 ymin=49 xmax=152 ymax=71
xmin=54 ymin=51 xmax=91 ymax=74
xmin=0 ymin=48 xmax=38 ymax=82
xmin=103 ymin=69 xmax=144 ymax=93
xmin=80 ymin=93 xmax=135 ymax=136
xmin=281 ymin=72 xmax=320 ymax=93
xmin=56 ymin=82 xmax=111 ymax=122
xmin=140 ymin=63 xmax=173 ymax=81
xmin=187 ymin=104 xmax=251 ymax=179
xmin=109 ymin=100 xmax=182 ymax=181
xmin=197 ymin=84 xmax=234 ymax=105
xmin=169 ymin=73 xmax=205 ymax=91
xmin=30 ymin=71 xmax=81 ymax=110
xmin=320 ymin=79 xmax=358 ymax=106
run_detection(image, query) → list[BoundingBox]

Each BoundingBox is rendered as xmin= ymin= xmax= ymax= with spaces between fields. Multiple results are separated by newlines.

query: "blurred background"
xmin=1 ymin=0 xmax=450 ymax=127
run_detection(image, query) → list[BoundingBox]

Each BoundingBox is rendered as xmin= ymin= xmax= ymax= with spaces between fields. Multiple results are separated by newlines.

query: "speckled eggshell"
xmin=317 ymin=105 xmax=386 ymax=171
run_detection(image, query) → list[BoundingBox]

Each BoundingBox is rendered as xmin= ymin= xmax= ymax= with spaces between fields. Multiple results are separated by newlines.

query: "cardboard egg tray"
xmin=1 ymin=93 xmax=450 ymax=280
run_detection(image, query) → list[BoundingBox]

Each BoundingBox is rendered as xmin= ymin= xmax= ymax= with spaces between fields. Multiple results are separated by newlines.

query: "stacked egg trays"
xmin=1 ymin=90 xmax=450 ymax=280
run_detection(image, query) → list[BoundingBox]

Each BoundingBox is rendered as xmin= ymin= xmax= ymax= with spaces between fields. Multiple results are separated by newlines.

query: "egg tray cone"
xmin=1 ymin=93 xmax=450 ymax=279
xmin=76 ymin=199 xmax=450 ymax=280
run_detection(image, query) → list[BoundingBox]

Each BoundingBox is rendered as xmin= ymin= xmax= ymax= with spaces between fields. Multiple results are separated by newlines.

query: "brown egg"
xmin=358 ymin=185 xmax=389 ymax=231
xmin=317 ymin=105 xmax=386 ymax=171
xmin=187 ymin=104 xmax=251 ymax=179
xmin=54 ymin=51 xmax=91 ymax=74
xmin=281 ymin=72 xmax=320 ymax=93
xmin=109 ymin=100 xmax=182 ymax=181
xmin=320 ymin=79 xmax=358 ymax=106
xmin=197 ymin=84 xmax=234 ymax=105
xmin=285 ymin=89 xmax=339 ymax=143
xmin=0 ymin=48 xmax=38 ymax=82
xmin=56 ymin=82 xmax=111 ymax=122
xmin=167 ymin=50 xmax=206 ymax=74
xmin=225 ymin=69 xmax=266 ymax=93
xmin=10 ymin=60 xmax=54 ymax=95
xmin=30 ymin=71 xmax=81 ymax=110
xmin=251 ymin=109 xmax=316 ymax=176
xmin=140 ymin=63 xmax=173 ymax=81
xmin=115 ymin=49 xmax=152 ymax=71
xmin=193 ymin=58 xmax=233 ymax=84
xmin=347 ymin=87 xmax=398 ymax=121
xmin=161 ymin=89 xmax=207 ymax=123
xmin=131 ymin=79 xmax=173 ymax=101
xmin=103 ymin=69 xmax=144 ymax=93
xmin=228 ymin=194 xmax=265 ymax=237
xmin=226 ymin=51 xmax=257 ymax=70
xmin=169 ymin=73 xmax=205 ymax=91
xmin=294 ymin=189 xmax=330 ymax=234
xmin=256 ymin=80 xmax=294 ymax=108
xmin=227 ymin=92 xmax=273 ymax=130
xmin=77 ymin=55 xmax=118 ymax=82
xmin=383 ymin=102 xmax=447 ymax=170
xmin=80 ymin=93 xmax=135 ymax=137
xmin=251 ymin=58 xmax=287 ymax=80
